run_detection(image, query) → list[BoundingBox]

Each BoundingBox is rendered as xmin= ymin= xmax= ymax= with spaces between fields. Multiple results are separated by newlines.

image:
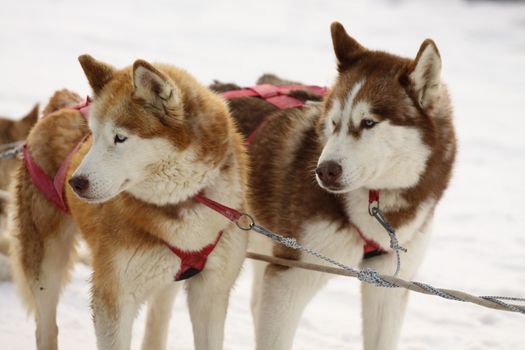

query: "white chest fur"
xmin=344 ymin=188 xmax=436 ymax=250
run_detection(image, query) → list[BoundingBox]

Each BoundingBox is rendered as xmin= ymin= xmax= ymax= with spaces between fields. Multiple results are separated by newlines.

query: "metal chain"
xmin=247 ymin=221 xmax=525 ymax=314
xmin=368 ymin=201 xmax=407 ymax=276
xmin=251 ymin=223 xmax=400 ymax=287
xmin=0 ymin=141 xmax=25 ymax=160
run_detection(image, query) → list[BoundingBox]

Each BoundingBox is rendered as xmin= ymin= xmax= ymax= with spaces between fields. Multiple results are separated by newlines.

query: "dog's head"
xmin=70 ymin=55 xmax=230 ymax=204
xmin=0 ymin=105 xmax=38 ymax=192
xmin=316 ymin=22 xmax=450 ymax=194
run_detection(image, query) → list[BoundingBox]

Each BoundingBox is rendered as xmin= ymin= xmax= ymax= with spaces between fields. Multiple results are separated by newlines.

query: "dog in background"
xmin=0 ymin=91 xmax=81 ymax=282
xmin=0 ymin=105 xmax=39 ymax=280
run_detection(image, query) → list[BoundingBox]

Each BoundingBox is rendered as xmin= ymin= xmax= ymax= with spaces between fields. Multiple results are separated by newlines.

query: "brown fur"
xmin=0 ymin=105 xmax=38 ymax=192
xmin=0 ymin=105 xmax=39 ymax=257
xmin=220 ymin=37 xmax=455 ymax=264
xmin=0 ymin=91 xmax=82 ymax=264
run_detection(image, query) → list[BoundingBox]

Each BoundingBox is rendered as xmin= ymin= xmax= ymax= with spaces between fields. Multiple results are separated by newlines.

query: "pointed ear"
xmin=408 ymin=39 xmax=442 ymax=109
xmin=78 ymin=54 xmax=115 ymax=95
xmin=22 ymin=104 xmax=39 ymax=125
xmin=14 ymin=104 xmax=38 ymax=136
xmin=330 ymin=22 xmax=366 ymax=70
xmin=132 ymin=59 xmax=181 ymax=114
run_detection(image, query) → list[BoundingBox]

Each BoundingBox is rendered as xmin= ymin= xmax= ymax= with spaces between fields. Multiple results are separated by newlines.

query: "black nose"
xmin=69 ymin=176 xmax=90 ymax=195
xmin=316 ymin=161 xmax=342 ymax=188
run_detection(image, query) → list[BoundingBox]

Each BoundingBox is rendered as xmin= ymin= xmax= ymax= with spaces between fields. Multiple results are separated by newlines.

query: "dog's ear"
xmin=407 ymin=39 xmax=442 ymax=110
xmin=21 ymin=104 xmax=39 ymax=126
xmin=132 ymin=59 xmax=182 ymax=117
xmin=14 ymin=103 xmax=39 ymax=137
xmin=78 ymin=55 xmax=115 ymax=95
xmin=330 ymin=22 xmax=366 ymax=71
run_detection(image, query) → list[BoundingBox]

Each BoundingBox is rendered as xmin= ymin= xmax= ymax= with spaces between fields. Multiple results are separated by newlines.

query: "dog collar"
xmin=23 ymin=96 xmax=91 ymax=213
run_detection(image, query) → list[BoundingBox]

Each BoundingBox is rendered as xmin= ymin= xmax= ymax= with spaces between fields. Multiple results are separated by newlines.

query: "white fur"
xmin=360 ymin=217 xmax=432 ymax=350
xmin=342 ymin=80 xmax=364 ymax=127
xmin=255 ymin=75 xmax=442 ymax=349
xmin=141 ymin=284 xmax=180 ymax=350
xmin=253 ymin=195 xmax=436 ymax=350
xmin=409 ymin=42 xmax=442 ymax=109
xmin=253 ymin=220 xmax=364 ymax=350
xmin=72 ymin=116 xmax=190 ymax=204
xmin=31 ymin=220 xmax=77 ymax=350
xmin=317 ymin=82 xmax=431 ymax=192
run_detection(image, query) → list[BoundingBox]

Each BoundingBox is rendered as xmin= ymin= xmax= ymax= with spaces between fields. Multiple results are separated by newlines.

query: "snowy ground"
xmin=1 ymin=0 xmax=525 ymax=349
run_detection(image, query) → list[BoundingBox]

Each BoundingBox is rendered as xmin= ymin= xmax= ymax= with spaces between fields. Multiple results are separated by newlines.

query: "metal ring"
xmin=368 ymin=202 xmax=379 ymax=216
xmin=236 ymin=213 xmax=255 ymax=231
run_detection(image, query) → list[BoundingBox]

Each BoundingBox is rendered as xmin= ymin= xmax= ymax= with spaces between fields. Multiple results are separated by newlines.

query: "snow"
xmin=1 ymin=0 xmax=525 ymax=348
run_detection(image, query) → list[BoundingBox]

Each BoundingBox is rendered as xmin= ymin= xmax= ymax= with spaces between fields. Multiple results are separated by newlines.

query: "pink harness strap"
xmin=222 ymin=84 xmax=327 ymax=145
xmin=220 ymin=84 xmax=328 ymax=110
xmin=23 ymin=97 xmax=91 ymax=213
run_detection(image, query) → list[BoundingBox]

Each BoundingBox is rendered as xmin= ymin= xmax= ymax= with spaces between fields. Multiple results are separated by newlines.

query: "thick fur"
xmin=10 ymin=56 xmax=248 ymax=350
xmin=219 ymin=22 xmax=456 ymax=350
xmin=0 ymin=105 xmax=38 ymax=230
xmin=0 ymin=104 xmax=38 ymax=280
xmin=0 ymin=91 xmax=81 ymax=282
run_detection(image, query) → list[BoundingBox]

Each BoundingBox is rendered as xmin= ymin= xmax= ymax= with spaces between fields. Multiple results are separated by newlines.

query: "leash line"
xmin=0 ymin=141 xmax=25 ymax=160
xmin=367 ymin=190 xmax=407 ymax=276
xmin=245 ymin=252 xmax=525 ymax=315
xmin=193 ymin=194 xmax=525 ymax=315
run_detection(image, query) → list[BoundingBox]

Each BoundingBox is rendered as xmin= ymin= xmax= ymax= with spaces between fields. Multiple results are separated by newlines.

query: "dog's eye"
xmin=360 ymin=119 xmax=377 ymax=129
xmin=331 ymin=120 xmax=336 ymax=127
xmin=114 ymin=134 xmax=128 ymax=144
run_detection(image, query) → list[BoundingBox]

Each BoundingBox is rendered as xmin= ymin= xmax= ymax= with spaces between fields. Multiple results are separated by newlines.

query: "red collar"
xmin=23 ymin=97 xmax=91 ymax=213
xmin=353 ymin=190 xmax=385 ymax=258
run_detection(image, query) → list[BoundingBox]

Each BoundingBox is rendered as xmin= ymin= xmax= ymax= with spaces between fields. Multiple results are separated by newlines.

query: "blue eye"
xmin=361 ymin=119 xmax=377 ymax=129
xmin=114 ymin=134 xmax=128 ymax=144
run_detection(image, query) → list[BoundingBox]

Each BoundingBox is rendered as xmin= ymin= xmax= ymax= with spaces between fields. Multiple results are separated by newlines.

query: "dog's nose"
xmin=316 ymin=161 xmax=342 ymax=187
xmin=69 ymin=176 xmax=90 ymax=195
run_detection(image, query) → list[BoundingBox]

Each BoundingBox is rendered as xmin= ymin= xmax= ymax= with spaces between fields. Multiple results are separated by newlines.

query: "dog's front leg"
xmin=141 ymin=283 xmax=180 ymax=350
xmin=187 ymin=279 xmax=229 ymax=350
xmin=360 ymin=227 xmax=431 ymax=350
xmin=185 ymin=230 xmax=246 ymax=350
xmin=91 ymin=281 xmax=139 ymax=350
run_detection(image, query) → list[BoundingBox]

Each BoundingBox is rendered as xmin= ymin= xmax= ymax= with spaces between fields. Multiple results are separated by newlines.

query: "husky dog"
xmin=0 ymin=105 xmax=38 ymax=231
xmin=0 ymin=105 xmax=39 ymax=280
xmin=10 ymin=56 xmax=248 ymax=350
xmin=222 ymin=22 xmax=456 ymax=350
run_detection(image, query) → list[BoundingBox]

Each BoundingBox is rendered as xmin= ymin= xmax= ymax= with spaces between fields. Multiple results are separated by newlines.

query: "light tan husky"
xmin=10 ymin=55 xmax=248 ymax=350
